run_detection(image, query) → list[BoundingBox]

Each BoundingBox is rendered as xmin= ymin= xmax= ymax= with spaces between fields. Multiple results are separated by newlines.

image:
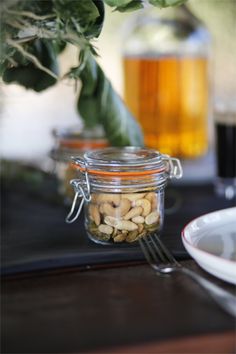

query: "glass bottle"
xmin=123 ymin=5 xmax=211 ymax=159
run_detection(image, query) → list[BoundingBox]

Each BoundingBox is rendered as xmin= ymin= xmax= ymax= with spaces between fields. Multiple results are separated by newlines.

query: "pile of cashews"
xmin=87 ymin=192 xmax=161 ymax=243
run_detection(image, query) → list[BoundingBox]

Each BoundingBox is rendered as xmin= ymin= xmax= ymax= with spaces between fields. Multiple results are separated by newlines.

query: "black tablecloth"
xmin=1 ymin=174 xmax=235 ymax=276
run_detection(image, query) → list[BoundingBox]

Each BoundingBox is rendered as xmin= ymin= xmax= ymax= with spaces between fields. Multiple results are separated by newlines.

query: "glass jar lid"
xmin=71 ymin=147 xmax=182 ymax=192
xmin=73 ymin=146 xmax=167 ymax=176
xmin=65 ymin=147 xmax=182 ymax=223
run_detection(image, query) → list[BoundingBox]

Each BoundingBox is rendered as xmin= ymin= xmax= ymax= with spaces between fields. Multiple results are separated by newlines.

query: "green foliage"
xmin=104 ymin=0 xmax=143 ymax=12
xmin=0 ymin=0 xmax=187 ymax=146
xmin=2 ymin=39 xmax=58 ymax=91
xmin=77 ymin=54 xmax=144 ymax=146
xmin=104 ymin=0 xmax=132 ymax=5
xmin=53 ymin=0 xmax=104 ymax=39
xmin=104 ymin=0 xmax=186 ymax=11
xmin=0 ymin=0 xmax=104 ymax=84
xmin=149 ymin=0 xmax=187 ymax=7
xmin=114 ymin=0 xmax=144 ymax=12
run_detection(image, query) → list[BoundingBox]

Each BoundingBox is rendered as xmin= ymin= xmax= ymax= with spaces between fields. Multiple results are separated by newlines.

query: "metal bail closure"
xmin=65 ymin=172 xmax=91 ymax=224
xmin=162 ymin=155 xmax=183 ymax=179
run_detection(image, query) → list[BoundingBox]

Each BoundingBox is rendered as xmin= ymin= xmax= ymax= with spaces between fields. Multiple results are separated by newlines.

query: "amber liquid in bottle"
xmin=123 ymin=56 xmax=209 ymax=158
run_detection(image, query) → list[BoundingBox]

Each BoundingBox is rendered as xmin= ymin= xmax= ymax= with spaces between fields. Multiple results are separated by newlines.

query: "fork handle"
xmin=179 ymin=267 xmax=236 ymax=317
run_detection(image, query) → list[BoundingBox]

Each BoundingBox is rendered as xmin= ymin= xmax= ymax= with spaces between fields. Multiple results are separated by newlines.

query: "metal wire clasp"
xmin=162 ymin=155 xmax=183 ymax=179
xmin=65 ymin=165 xmax=91 ymax=224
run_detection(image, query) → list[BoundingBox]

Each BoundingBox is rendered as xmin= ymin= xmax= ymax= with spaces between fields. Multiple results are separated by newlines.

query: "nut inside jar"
xmin=86 ymin=191 xmax=162 ymax=243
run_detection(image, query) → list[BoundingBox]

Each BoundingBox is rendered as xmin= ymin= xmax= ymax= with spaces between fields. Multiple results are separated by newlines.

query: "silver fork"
xmin=139 ymin=233 xmax=236 ymax=318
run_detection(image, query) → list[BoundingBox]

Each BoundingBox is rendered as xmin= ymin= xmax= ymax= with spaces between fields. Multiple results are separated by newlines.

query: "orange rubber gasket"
xmin=71 ymin=163 xmax=165 ymax=177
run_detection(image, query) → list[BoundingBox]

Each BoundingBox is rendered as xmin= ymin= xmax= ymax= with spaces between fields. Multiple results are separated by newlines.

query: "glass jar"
xmin=122 ymin=5 xmax=211 ymax=158
xmin=50 ymin=125 xmax=109 ymax=204
xmin=66 ymin=147 xmax=182 ymax=244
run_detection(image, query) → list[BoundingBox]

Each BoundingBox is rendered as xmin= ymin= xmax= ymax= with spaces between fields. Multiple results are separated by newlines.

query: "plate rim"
xmin=181 ymin=206 xmax=236 ymax=266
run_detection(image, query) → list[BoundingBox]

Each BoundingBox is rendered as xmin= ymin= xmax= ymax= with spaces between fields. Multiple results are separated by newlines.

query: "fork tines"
xmin=139 ymin=233 xmax=179 ymax=267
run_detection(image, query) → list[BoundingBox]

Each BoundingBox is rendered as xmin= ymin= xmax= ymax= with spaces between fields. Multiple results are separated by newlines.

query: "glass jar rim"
xmin=50 ymin=137 xmax=109 ymax=162
xmin=51 ymin=125 xmax=109 ymax=162
xmin=72 ymin=146 xmax=167 ymax=178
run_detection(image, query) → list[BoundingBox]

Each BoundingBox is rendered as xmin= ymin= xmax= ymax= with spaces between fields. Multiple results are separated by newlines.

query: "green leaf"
xmin=19 ymin=0 xmax=54 ymax=15
xmin=3 ymin=66 xmax=56 ymax=92
xmin=104 ymin=0 xmax=132 ymax=6
xmin=2 ymin=39 xmax=58 ymax=91
xmin=77 ymin=54 xmax=100 ymax=128
xmin=53 ymin=0 xmax=104 ymax=38
xmin=0 ymin=61 xmax=8 ymax=77
xmin=115 ymin=0 xmax=143 ymax=12
xmin=148 ymin=0 xmax=187 ymax=8
xmin=104 ymin=0 xmax=143 ymax=12
xmin=77 ymin=55 xmax=144 ymax=146
xmin=52 ymin=39 xmax=67 ymax=54
xmin=92 ymin=0 xmax=105 ymax=37
xmin=78 ymin=53 xmax=98 ymax=94
xmin=77 ymin=95 xmax=101 ymax=128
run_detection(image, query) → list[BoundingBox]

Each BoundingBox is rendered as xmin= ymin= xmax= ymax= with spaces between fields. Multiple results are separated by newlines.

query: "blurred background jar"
xmin=50 ymin=125 xmax=109 ymax=204
xmin=122 ymin=4 xmax=211 ymax=159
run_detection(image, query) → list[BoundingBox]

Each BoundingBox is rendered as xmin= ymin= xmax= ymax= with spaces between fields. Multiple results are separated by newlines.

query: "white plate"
xmin=182 ymin=207 xmax=236 ymax=284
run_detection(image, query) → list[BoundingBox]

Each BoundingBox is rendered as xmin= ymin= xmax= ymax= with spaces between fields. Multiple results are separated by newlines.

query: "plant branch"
xmin=4 ymin=19 xmax=27 ymax=31
xmin=6 ymin=37 xmax=59 ymax=80
xmin=4 ymin=8 xmax=56 ymax=21
xmin=12 ymin=35 xmax=38 ymax=44
xmin=8 ymin=57 xmax=18 ymax=66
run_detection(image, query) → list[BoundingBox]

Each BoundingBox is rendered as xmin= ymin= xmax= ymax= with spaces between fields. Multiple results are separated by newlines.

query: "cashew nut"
xmin=102 ymin=203 xmax=117 ymax=217
xmin=90 ymin=193 xmax=98 ymax=203
xmin=145 ymin=211 xmax=159 ymax=225
xmin=145 ymin=192 xmax=158 ymax=211
xmin=104 ymin=216 xmax=119 ymax=227
xmin=137 ymin=223 xmax=144 ymax=233
xmin=114 ymin=234 xmax=126 ymax=243
xmin=98 ymin=224 xmax=113 ymax=235
xmin=96 ymin=193 xmax=121 ymax=206
xmin=116 ymin=220 xmax=138 ymax=231
xmin=135 ymin=198 xmax=151 ymax=217
xmin=151 ymin=197 xmax=158 ymax=212
xmin=102 ymin=198 xmax=131 ymax=217
xmin=126 ymin=230 xmax=139 ymax=243
xmin=145 ymin=192 xmax=155 ymax=202
xmin=137 ymin=231 xmax=147 ymax=239
xmin=132 ymin=216 xmax=145 ymax=224
xmin=122 ymin=193 xmax=146 ymax=202
xmin=112 ymin=228 xmax=118 ymax=237
xmin=119 ymin=198 xmax=131 ymax=216
xmin=89 ymin=204 xmax=101 ymax=226
xmin=124 ymin=206 xmax=142 ymax=220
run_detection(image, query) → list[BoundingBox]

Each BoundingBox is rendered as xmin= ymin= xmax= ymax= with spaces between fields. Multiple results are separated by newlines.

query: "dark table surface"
xmin=1 ymin=172 xmax=236 ymax=353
